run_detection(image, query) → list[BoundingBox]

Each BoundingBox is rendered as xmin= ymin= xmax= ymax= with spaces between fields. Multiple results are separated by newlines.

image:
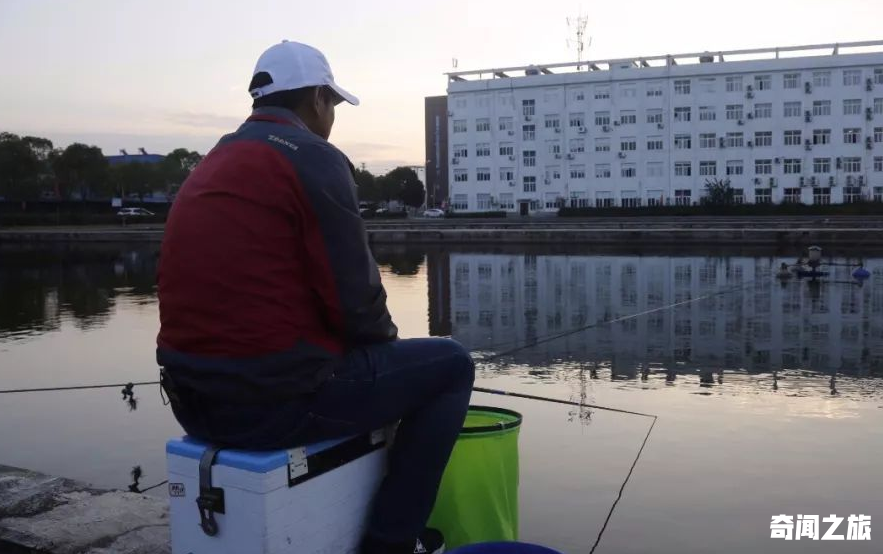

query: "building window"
xmin=647 ymin=162 xmax=664 ymax=177
xmin=875 ymin=98 xmax=883 ymax=114
xmin=522 ymin=99 xmax=535 ymax=117
xmin=621 ymin=163 xmax=637 ymax=178
xmin=453 ymin=144 xmax=468 ymax=159
xmin=813 ymin=71 xmax=831 ymax=87
xmin=595 ymin=164 xmax=611 ymax=178
xmin=754 ymin=103 xmax=772 ymax=119
xmin=674 ymin=161 xmax=692 ymax=177
xmin=843 ymin=186 xmax=863 ymax=203
xmin=674 ymin=189 xmax=692 ymax=206
xmin=595 ymin=138 xmax=610 ymax=152
xmin=726 ymin=104 xmax=743 ymax=120
xmin=699 ymin=133 xmax=717 ymax=148
xmin=674 ymin=107 xmax=691 ymax=122
xmin=620 ymin=137 xmax=637 ymax=151
xmin=813 ymin=187 xmax=831 ymax=205
xmin=755 ymin=188 xmax=772 ymax=203
xmin=569 ymin=191 xmax=589 ymax=208
xmin=783 ymin=130 xmax=802 ymax=146
xmin=813 ymin=158 xmax=831 ymax=174
xmin=754 ymin=75 xmax=772 ymax=90
xmin=569 ymin=113 xmax=585 ymax=127
xmin=726 ymin=160 xmax=744 ymax=175
xmin=569 ymin=138 xmax=585 ymax=153
xmin=876 ymin=157 xmax=883 ymax=172
xmin=843 ymin=128 xmax=861 ymax=144
xmin=843 ymin=157 xmax=861 ymax=173
xmin=522 ymin=125 xmax=535 ymax=141
xmin=547 ymin=141 xmax=561 ymax=155
xmin=499 ymin=193 xmax=514 ymax=210
xmin=647 ymin=136 xmax=664 ymax=150
xmin=544 ymin=115 xmax=560 ymax=129
xmin=725 ymin=76 xmax=743 ymax=92
xmin=877 ymin=127 xmax=883 ymax=143
xmin=754 ymin=131 xmax=772 ymax=147
xmin=876 ymin=68 xmax=883 ymax=85
xmin=620 ymin=110 xmax=637 ymax=125
xmin=570 ymin=165 xmax=586 ymax=179
xmin=647 ymin=109 xmax=663 ymax=123
xmin=813 ymin=129 xmax=831 ymax=145
xmin=726 ymin=132 xmax=744 ymax=148
xmin=523 ymin=176 xmax=537 ymax=192
xmin=498 ymin=94 xmax=513 ymax=108
xmin=545 ymin=193 xmax=563 ymax=210
xmin=674 ymin=134 xmax=692 ymax=149
xmin=699 ymin=161 xmax=717 ymax=176
xmin=546 ymin=166 xmax=562 ymax=180
xmin=620 ymin=85 xmax=636 ymax=98
xmin=784 ymin=187 xmax=802 ymax=203
xmin=594 ymin=111 xmax=610 ymax=126
xmin=699 ymin=106 xmax=716 ymax=121
xmin=843 ymin=69 xmax=862 ymax=86
xmin=594 ymin=86 xmax=610 ymax=100
xmin=454 ymin=169 xmax=468 ymax=183
xmin=813 ymin=100 xmax=831 ymax=116
xmin=596 ymin=194 xmax=615 ymax=208
xmin=698 ymin=78 xmax=716 ymax=93
xmin=674 ymin=79 xmax=691 ymax=94
xmin=646 ymin=83 xmax=664 ymax=97
xmin=500 ymin=144 xmax=514 ymax=157
xmin=783 ymin=73 xmax=800 ymax=89
xmin=453 ymin=120 xmax=466 ymax=133
xmin=755 ymin=159 xmax=772 ymax=175
xmin=843 ymin=99 xmax=862 ymax=116
xmin=523 ymin=150 xmax=536 ymax=167
xmin=783 ymin=158 xmax=802 ymax=174
xmin=475 ymin=118 xmax=491 ymax=132
xmin=875 ymin=186 xmax=883 ymax=202
xmin=453 ymin=97 xmax=467 ymax=109
xmin=452 ymin=194 xmax=468 ymax=210
xmin=733 ymin=188 xmax=745 ymax=204
xmin=476 ymin=143 xmax=490 ymax=157
xmin=500 ymin=167 xmax=514 ymax=182
xmin=572 ymin=89 xmax=586 ymax=102
xmin=543 ymin=89 xmax=560 ymax=104
xmin=476 ymin=168 xmax=491 ymax=181
xmin=499 ymin=117 xmax=513 ymax=131
xmin=621 ymin=194 xmax=642 ymax=208
xmin=784 ymin=101 xmax=801 ymax=117
xmin=647 ymin=190 xmax=665 ymax=206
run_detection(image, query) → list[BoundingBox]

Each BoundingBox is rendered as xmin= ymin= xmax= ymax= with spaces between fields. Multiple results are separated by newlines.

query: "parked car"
xmin=422 ymin=208 xmax=445 ymax=218
xmin=117 ymin=207 xmax=155 ymax=217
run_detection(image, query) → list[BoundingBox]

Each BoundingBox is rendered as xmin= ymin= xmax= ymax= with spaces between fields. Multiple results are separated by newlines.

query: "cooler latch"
xmin=196 ymin=446 xmax=225 ymax=537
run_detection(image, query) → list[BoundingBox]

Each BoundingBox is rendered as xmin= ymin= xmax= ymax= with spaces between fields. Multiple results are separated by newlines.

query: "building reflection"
xmin=428 ymin=252 xmax=883 ymax=377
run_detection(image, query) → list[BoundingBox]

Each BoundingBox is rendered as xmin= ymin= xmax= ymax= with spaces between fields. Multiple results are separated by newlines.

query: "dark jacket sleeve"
xmin=296 ymin=143 xmax=398 ymax=346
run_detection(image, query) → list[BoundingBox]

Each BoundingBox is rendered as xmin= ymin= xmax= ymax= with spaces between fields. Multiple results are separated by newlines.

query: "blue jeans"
xmin=292 ymin=337 xmax=475 ymax=544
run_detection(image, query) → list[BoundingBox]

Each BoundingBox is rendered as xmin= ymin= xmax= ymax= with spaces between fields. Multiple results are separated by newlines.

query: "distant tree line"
xmin=0 ymin=132 xmax=202 ymax=201
xmin=353 ymin=165 xmax=425 ymax=209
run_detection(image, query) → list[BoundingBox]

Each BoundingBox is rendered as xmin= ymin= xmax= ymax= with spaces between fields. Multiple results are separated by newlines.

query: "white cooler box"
xmin=166 ymin=429 xmax=388 ymax=554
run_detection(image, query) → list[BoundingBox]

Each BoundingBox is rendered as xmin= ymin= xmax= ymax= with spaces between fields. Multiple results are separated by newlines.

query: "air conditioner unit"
xmin=747 ymin=140 xmax=754 ymax=148
xmin=746 ymin=91 xmax=754 ymax=99
xmin=747 ymin=84 xmax=754 ymax=91
xmin=747 ymin=112 xmax=754 ymax=119
xmin=507 ymin=130 xmax=515 ymax=136
xmin=508 ymin=181 xmax=515 ymax=187
xmin=614 ymin=121 xmax=622 ymax=127
xmin=866 ymin=137 xmax=874 ymax=150
xmin=804 ymin=140 xmax=812 ymax=151
xmin=799 ymin=176 xmax=805 ymax=186
xmin=810 ymin=176 xmax=817 ymax=185
xmin=867 ymin=108 xmax=874 ymax=121
xmin=769 ymin=177 xmax=777 ymax=187
xmin=508 ymin=155 xmax=516 ymax=161
xmin=774 ymin=157 xmax=781 ymax=164
xmin=447 ymin=110 xmax=454 ymax=117
xmin=804 ymin=82 xmax=812 ymax=94
xmin=804 ymin=110 xmax=812 ymax=122
xmin=578 ymin=126 xmax=588 ymax=134
xmin=617 ymin=152 xmax=627 ymax=159
xmin=836 ymin=157 xmax=842 ymax=169
xmin=719 ymin=137 xmax=726 ymax=148
xmin=525 ymin=115 xmax=532 ymax=121
xmin=566 ymin=153 xmax=575 ymax=160
xmin=847 ymin=175 xmax=855 ymax=186
xmin=858 ymin=175 xmax=865 ymax=186
xmin=867 ymin=78 xmax=874 ymax=92
xmin=544 ymin=178 xmax=551 ymax=185
xmin=555 ymin=127 xmax=562 ymax=133
xmin=737 ymin=119 xmax=745 ymax=126
xmin=754 ymin=177 xmax=762 ymax=185
xmin=829 ymin=176 xmax=836 ymax=186
xmin=657 ymin=122 xmax=665 ymax=129
xmin=554 ymin=153 xmax=562 ymax=159
xmin=602 ymin=125 xmax=611 ymax=132
xmin=452 ymin=158 xmax=460 ymax=165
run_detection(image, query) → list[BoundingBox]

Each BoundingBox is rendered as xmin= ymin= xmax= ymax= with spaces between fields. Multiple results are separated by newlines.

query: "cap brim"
xmin=328 ymin=82 xmax=359 ymax=106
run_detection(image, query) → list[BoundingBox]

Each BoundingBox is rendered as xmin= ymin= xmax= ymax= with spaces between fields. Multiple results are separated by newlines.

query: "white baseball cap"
xmin=249 ymin=40 xmax=359 ymax=106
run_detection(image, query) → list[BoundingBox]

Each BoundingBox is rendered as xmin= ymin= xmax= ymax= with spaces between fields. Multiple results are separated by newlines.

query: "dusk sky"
xmin=1 ymin=0 xmax=881 ymax=173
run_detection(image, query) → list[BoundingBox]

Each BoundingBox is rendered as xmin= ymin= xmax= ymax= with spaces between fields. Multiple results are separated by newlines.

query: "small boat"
xmin=775 ymin=263 xmax=792 ymax=279
xmin=795 ymin=267 xmax=828 ymax=279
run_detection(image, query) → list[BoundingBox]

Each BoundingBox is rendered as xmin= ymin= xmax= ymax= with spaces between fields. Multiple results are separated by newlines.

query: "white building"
xmin=445 ymin=40 xmax=883 ymax=214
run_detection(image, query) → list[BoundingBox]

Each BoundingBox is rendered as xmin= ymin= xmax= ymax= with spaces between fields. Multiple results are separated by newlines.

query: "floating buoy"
xmin=853 ymin=267 xmax=871 ymax=280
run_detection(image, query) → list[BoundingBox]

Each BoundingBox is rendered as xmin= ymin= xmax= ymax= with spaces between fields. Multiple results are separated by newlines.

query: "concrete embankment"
xmin=0 ymin=465 xmax=169 ymax=554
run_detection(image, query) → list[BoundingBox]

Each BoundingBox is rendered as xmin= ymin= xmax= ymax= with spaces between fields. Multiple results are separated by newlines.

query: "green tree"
xmin=51 ymin=143 xmax=110 ymax=200
xmin=0 ymin=133 xmax=42 ymax=200
xmin=110 ymin=162 xmax=159 ymax=200
xmin=702 ymin=178 xmax=735 ymax=206
xmin=159 ymin=148 xmax=202 ymax=190
xmin=353 ymin=167 xmax=380 ymax=202
xmin=378 ymin=166 xmax=424 ymax=207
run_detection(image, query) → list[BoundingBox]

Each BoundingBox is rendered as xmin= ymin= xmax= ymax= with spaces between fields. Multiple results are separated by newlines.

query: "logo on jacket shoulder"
xmin=267 ymin=134 xmax=299 ymax=152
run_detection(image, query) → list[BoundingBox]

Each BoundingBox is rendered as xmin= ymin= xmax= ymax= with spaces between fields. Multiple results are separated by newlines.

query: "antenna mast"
xmin=566 ymin=13 xmax=590 ymax=70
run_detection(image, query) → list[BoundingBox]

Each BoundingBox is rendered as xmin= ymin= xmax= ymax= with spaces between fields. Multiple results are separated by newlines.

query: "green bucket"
xmin=428 ymin=406 xmax=523 ymax=550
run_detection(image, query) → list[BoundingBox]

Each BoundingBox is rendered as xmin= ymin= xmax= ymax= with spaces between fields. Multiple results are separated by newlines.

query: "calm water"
xmin=1 ymin=242 xmax=882 ymax=553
